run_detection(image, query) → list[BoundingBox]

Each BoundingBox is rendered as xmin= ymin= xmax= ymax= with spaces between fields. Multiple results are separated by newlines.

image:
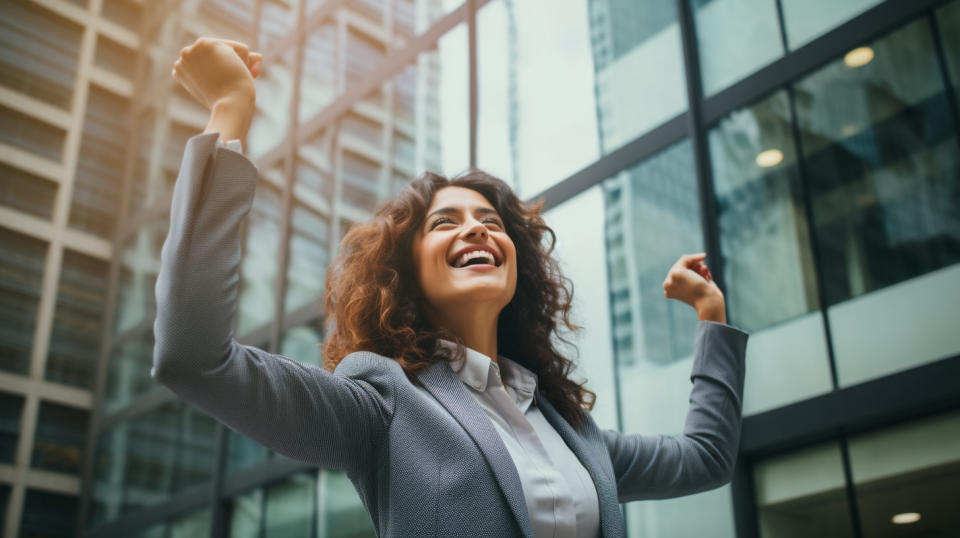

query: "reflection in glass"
xmin=226 ymin=430 xmax=269 ymax=474
xmin=230 ymin=488 xmax=263 ymax=538
xmin=265 ymin=472 xmax=315 ymax=537
xmin=47 ymin=249 xmax=108 ymax=388
xmin=602 ymin=141 xmax=733 ymax=537
xmin=848 ymin=410 xmax=960 ymax=537
xmin=20 ymin=489 xmax=78 ymax=538
xmin=286 ymin=205 xmax=329 ymax=314
xmin=0 ymin=227 xmax=46 ymax=375
xmin=753 ymin=442 xmax=854 ymax=538
xmin=31 ymin=401 xmax=88 ymax=474
xmin=0 ymin=391 xmax=23 ymax=463
xmin=709 ymin=91 xmax=819 ymax=332
xmin=691 ymin=0 xmax=784 ymax=95
xmin=781 ymin=0 xmax=882 ymax=49
xmin=299 ymin=23 xmax=337 ymax=123
xmin=939 ymin=1 xmax=960 ymax=111
xmin=792 ymin=20 xmax=960 ymax=385
xmin=104 ymin=331 xmax=154 ymax=415
xmin=237 ymin=182 xmax=283 ymax=336
xmin=322 ymin=470 xmax=376 ymax=537
xmin=114 ymin=217 xmax=167 ymax=334
xmin=478 ymin=0 xmax=599 ymax=197
xmin=169 ymin=507 xmax=212 ymax=537
xmin=280 ymin=323 xmax=324 ymax=366
xmin=589 ymin=0 xmax=687 ymax=151
xmin=248 ymin=48 xmax=295 ymax=159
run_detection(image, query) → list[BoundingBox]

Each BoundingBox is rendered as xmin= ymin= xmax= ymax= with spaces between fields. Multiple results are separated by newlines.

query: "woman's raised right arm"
xmin=152 ymin=39 xmax=394 ymax=472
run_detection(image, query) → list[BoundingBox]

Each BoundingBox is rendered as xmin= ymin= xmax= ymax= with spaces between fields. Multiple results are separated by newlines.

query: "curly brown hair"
xmin=322 ymin=169 xmax=595 ymax=428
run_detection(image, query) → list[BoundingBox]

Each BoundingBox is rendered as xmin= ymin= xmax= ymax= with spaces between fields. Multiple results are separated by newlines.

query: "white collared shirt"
xmin=439 ymin=340 xmax=600 ymax=538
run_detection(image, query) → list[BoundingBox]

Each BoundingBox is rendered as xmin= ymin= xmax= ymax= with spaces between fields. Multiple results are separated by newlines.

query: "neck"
xmin=427 ymin=303 xmax=500 ymax=362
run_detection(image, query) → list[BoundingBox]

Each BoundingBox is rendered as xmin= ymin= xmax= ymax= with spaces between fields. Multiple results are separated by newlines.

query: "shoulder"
xmin=333 ymin=351 xmax=411 ymax=388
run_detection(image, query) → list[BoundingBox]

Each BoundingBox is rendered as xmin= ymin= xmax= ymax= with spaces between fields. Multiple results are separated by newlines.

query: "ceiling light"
xmin=844 ymin=46 xmax=875 ymax=68
xmin=756 ymin=149 xmax=784 ymax=168
xmin=892 ymin=512 xmax=921 ymax=525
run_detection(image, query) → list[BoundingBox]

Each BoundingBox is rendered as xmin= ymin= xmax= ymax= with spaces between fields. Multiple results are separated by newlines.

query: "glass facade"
xmin=0 ymin=0 xmax=955 ymax=536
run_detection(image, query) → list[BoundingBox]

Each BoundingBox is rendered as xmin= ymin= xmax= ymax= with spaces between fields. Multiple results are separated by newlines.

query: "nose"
xmin=461 ymin=218 xmax=488 ymax=241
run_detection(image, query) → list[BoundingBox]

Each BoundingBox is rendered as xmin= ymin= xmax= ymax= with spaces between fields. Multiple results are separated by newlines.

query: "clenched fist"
xmin=172 ymin=37 xmax=261 ymax=110
xmin=663 ymin=253 xmax=726 ymax=323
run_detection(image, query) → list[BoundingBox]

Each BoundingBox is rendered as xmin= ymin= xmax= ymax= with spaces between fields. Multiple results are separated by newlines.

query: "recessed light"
xmin=756 ymin=149 xmax=784 ymax=168
xmin=892 ymin=512 xmax=921 ymax=525
xmin=844 ymin=46 xmax=875 ymax=68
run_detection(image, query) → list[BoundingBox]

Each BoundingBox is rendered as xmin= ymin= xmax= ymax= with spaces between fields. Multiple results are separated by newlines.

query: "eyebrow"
xmin=426 ymin=206 xmax=500 ymax=220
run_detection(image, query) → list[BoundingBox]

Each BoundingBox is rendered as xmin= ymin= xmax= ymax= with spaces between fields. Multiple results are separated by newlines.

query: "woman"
xmin=157 ymin=38 xmax=749 ymax=537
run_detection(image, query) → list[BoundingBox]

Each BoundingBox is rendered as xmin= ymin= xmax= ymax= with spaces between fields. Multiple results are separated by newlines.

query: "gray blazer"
xmin=153 ymin=132 xmax=750 ymax=537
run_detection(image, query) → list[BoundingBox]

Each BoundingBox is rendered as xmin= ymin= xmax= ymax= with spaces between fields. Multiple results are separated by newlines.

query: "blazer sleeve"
xmin=151 ymin=132 xmax=393 ymax=473
xmin=603 ymin=320 xmax=748 ymax=502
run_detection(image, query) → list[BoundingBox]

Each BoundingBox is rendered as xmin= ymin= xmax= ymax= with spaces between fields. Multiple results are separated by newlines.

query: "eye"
xmin=483 ymin=217 xmax=503 ymax=229
xmin=429 ymin=216 xmax=456 ymax=229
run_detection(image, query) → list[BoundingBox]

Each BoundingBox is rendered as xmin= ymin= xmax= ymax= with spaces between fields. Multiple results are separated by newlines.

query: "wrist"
xmin=695 ymin=294 xmax=726 ymax=323
xmin=205 ymin=93 xmax=255 ymax=142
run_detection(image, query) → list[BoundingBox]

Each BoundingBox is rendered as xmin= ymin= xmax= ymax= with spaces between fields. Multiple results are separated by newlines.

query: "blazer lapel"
xmin=536 ymin=393 xmax=627 ymax=538
xmin=419 ymin=360 xmax=535 ymax=538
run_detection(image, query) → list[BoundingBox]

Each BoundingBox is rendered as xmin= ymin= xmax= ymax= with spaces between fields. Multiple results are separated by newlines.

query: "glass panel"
xmin=186 ymin=0 xmax=254 ymax=43
xmin=237 ymin=182 xmax=283 ymax=336
xmin=173 ymin=405 xmax=218 ymax=491
xmin=781 ymin=0 xmax=883 ymax=49
xmin=790 ymin=19 xmax=960 ymax=386
xmin=115 ymin=216 xmax=167 ymax=334
xmin=296 ymin=129 xmax=334 ymax=200
xmin=101 ymin=0 xmax=143 ymax=29
xmin=104 ymin=332 xmax=154 ymax=415
xmin=321 ymin=470 xmax=375 ymax=537
xmin=0 ymin=391 xmax=24 ymax=463
xmin=285 ymin=204 xmax=329 ymax=314
xmin=299 ymin=22 xmax=337 ymax=123
xmin=478 ymin=0 xmax=599 ymax=197
xmin=0 ymin=0 xmax=82 ymax=109
xmin=0 ymin=227 xmax=46 ymax=375
xmin=344 ymin=25 xmax=386 ymax=97
xmin=939 ymin=0 xmax=960 ymax=111
xmin=259 ymin=0 xmax=297 ymax=47
xmin=230 ymin=488 xmax=263 ymax=538
xmin=130 ymin=111 xmax=161 ymax=215
xmin=248 ymin=48 xmax=295 ymax=159
xmin=848 ymin=410 xmax=960 ymax=537
xmin=0 ymin=162 xmax=57 ymax=219
xmin=542 ymin=186 xmax=617 ymax=429
xmin=0 ymin=484 xmax=9 ymax=528
xmin=590 ymin=0 xmax=687 ymax=151
xmin=708 ymin=90 xmax=832 ymax=413
xmin=280 ymin=321 xmax=324 ymax=366
xmin=169 ymin=507 xmax=212 ymax=537
xmin=339 ymin=149 xmax=381 ymax=213
xmin=265 ymin=472 xmax=315 ymax=537
xmin=94 ymin=35 xmax=136 ymax=78
xmin=0 ymin=103 xmax=66 ymax=162
xmin=692 ymin=0 xmax=784 ymax=96
xmin=71 ymin=85 xmax=131 ymax=238
xmin=226 ymin=430 xmax=269 ymax=474
xmin=600 ymin=140 xmax=733 ymax=537
xmin=130 ymin=522 xmax=166 ymax=538
xmin=47 ymin=249 xmax=108 ymax=388
xmin=753 ymin=441 xmax=854 ymax=537
xmin=20 ymin=489 xmax=78 ymax=538
xmin=31 ymin=401 xmax=88 ymax=474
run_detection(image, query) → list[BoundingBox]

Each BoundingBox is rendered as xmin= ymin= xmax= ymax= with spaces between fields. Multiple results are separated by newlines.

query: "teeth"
xmin=454 ymin=250 xmax=496 ymax=268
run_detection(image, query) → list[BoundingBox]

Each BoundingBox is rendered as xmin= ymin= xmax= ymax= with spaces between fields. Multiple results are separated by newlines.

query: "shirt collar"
xmin=438 ymin=339 xmax=539 ymax=408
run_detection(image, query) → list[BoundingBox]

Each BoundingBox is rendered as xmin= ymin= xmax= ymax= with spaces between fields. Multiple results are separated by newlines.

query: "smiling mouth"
xmin=451 ymin=250 xmax=501 ymax=268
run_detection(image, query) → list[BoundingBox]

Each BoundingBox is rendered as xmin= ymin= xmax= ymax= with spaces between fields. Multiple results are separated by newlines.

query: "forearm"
xmin=153 ymin=132 xmax=258 ymax=376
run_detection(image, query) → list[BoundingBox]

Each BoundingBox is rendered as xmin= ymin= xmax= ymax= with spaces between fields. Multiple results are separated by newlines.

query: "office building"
xmin=0 ymin=0 xmax=957 ymax=537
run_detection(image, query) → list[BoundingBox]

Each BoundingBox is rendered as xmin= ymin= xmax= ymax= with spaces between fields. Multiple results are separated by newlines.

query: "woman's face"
xmin=412 ymin=186 xmax=517 ymax=317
